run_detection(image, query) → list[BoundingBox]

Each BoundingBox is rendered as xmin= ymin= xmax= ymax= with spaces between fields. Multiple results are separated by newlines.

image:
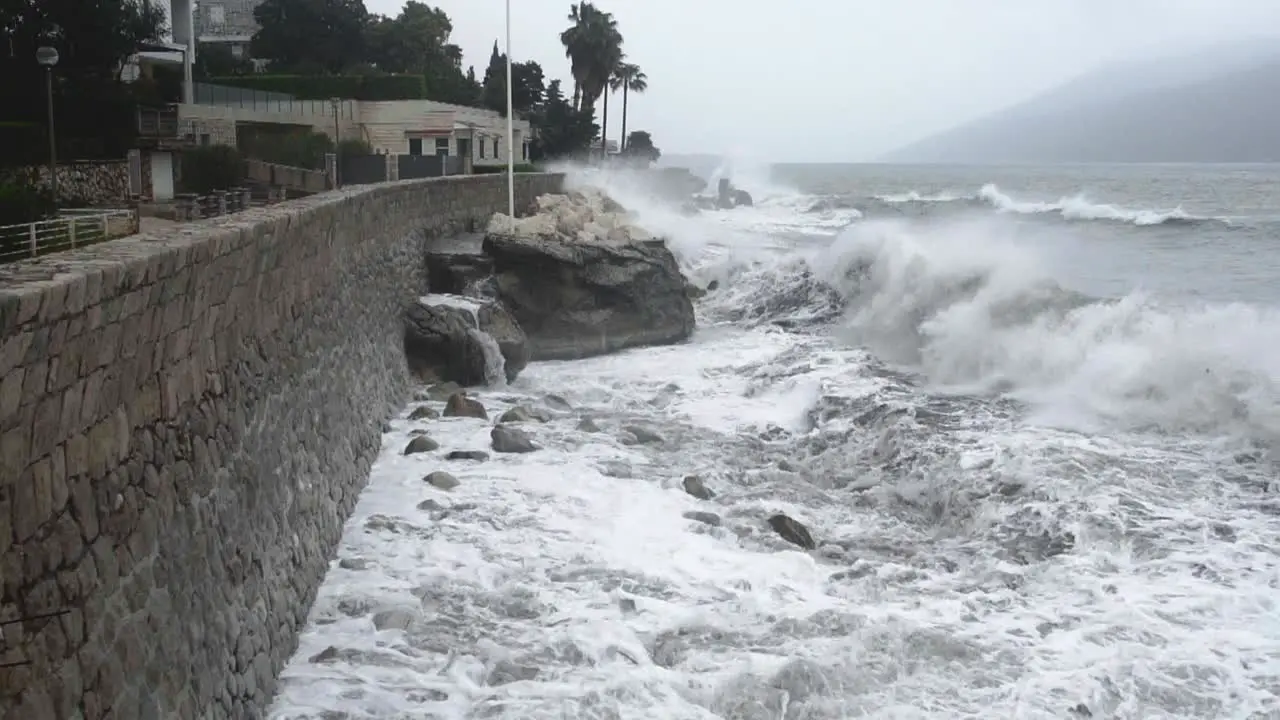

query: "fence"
xmin=0 ymin=209 xmax=139 ymax=265
xmin=193 ymin=82 xmax=357 ymax=119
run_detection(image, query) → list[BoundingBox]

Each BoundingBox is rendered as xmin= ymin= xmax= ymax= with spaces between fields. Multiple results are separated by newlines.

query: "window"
xmin=522 ymin=143 xmax=528 ymax=160
xmin=408 ymin=138 xmax=423 ymax=156
xmin=479 ymin=139 xmax=486 ymax=159
xmin=493 ymin=139 xmax=499 ymax=158
xmin=435 ymin=138 xmax=449 ymax=154
xmin=209 ymin=5 xmax=226 ymax=25
xmin=200 ymin=134 xmax=211 ymax=146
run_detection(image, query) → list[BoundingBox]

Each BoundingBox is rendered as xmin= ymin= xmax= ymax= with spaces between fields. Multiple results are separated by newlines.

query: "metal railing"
xmin=193 ymin=82 xmax=357 ymax=119
xmin=0 ymin=209 xmax=139 ymax=265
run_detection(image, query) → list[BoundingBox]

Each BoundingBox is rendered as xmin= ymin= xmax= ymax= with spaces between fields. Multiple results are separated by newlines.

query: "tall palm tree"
xmin=611 ymin=62 xmax=647 ymax=152
xmin=559 ymin=2 xmax=623 ymax=115
xmin=599 ymin=54 xmax=626 ymax=160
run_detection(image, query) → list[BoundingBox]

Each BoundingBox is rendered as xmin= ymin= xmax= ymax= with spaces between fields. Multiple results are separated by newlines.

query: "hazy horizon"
xmin=367 ymin=0 xmax=1280 ymax=162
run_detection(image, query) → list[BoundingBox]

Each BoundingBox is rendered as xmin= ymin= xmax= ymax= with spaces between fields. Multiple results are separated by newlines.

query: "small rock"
xmin=777 ymin=459 xmax=798 ymax=472
xmin=447 ymin=450 xmax=490 ymax=461
xmin=706 ymin=279 xmax=720 ymax=291
xmin=768 ymin=513 xmax=816 ymax=550
xmin=499 ymin=405 xmax=547 ymax=423
xmin=492 ymin=425 xmax=538 ymax=453
xmin=417 ymin=498 xmax=445 ymax=511
xmin=599 ymin=460 xmax=633 ymax=478
xmin=372 ymin=608 xmax=418 ymax=632
xmin=618 ymin=598 xmax=637 ymax=614
xmin=544 ymin=394 xmax=572 ymax=411
xmin=338 ymin=558 xmax=369 ymax=571
xmin=444 ymin=392 xmax=488 ymax=419
xmin=426 ymin=382 xmax=463 ymax=401
xmin=424 ymin=471 xmax=460 ymax=490
xmin=622 ymin=425 xmax=664 ymax=445
xmin=403 ymin=435 xmax=440 ymax=455
xmin=683 ymin=511 xmax=722 ymax=527
xmin=408 ymin=405 xmax=439 ymax=420
xmin=577 ymin=417 xmax=602 ymax=432
xmin=682 ymin=475 xmax=715 ymax=500
xmin=309 ymin=646 xmax=339 ymax=663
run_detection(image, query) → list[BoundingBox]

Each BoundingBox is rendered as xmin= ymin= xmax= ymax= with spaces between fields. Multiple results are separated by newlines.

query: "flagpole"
xmin=505 ymin=0 xmax=515 ymax=218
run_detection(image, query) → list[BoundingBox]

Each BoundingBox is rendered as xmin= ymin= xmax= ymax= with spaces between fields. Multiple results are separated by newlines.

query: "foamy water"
xmin=271 ymin=166 xmax=1280 ymax=719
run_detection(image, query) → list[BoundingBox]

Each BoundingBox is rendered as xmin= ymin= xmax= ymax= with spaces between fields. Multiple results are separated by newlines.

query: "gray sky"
xmin=365 ymin=0 xmax=1280 ymax=162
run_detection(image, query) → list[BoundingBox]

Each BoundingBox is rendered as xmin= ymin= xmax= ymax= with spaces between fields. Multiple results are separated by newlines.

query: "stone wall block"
xmin=0 ymin=173 xmax=565 ymax=719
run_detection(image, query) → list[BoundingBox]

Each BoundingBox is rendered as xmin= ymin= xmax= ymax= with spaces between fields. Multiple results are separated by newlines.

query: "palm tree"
xmin=559 ymin=2 xmax=623 ymax=115
xmin=611 ymin=62 xmax=647 ymax=152
xmin=599 ymin=54 xmax=626 ymax=160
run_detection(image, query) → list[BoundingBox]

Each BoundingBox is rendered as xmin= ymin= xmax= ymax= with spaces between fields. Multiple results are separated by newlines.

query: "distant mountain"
xmin=883 ymin=38 xmax=1280 ymax=164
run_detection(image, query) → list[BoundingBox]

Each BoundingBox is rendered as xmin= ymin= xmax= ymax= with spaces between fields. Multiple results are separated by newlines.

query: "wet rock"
xmin=403 ymin=435 xmax=440 ymax=455
xmin=404 ymin=295 xmax=529 ymax=385
xmin=444 ymin=392 xmax=487 ymax=419
xmin=682 ymin=475 xmax=715 ymax=500
xmin=618 ymin=598 xmax=638 ymax=614
xmin=768 ymin=513 xmax=816 ymax=550
xmin=408 ymin=405 xmax=439 ymax=421
xmin=447 ymin=450 xmax=489 ymax=462
xmin=416 ymin=498 xmax=445 ymax=511
xmin=486 ymin=659 xmax=540 ymax=686
xmin=683 ymin=511 xmax=722 ymax=527
xmin=422 ymin=382 xmax=462 ymax=401
xmin=338 ymin=558 xmax=369 ymax=571
xmin=621 ymin=425 xmax=665 ymax=445
xmin=309 ymin=646 xmax=339 ymax=663
xmin=484 ymin=189 xmax=696 ymax=361
xmin=372 ymin=607 xmax=418 ymax=632
xmin=599 ymin=460 xmax=633 ymax=478
xmin=491 ymin=425 xmax=537 ymax=453
xmin=685 ymin=282 xmax=707 ymax=300
xmin=577 ymin=417 xmax=602 ymax=432
xmin=544 ymin=394 xmax=573 ymax=411
xmin=499 ymin=405 xmax=548 ymax=423
xmin=424 ymin=471 xmax=460 ymax=490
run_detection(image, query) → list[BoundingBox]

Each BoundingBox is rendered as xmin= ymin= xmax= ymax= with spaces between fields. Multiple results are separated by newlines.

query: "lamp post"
xmin=330 ymin=97 xmax=341 ymax=188
xmin=36 ymin=46 xmax=60 ymax=203
xmin=504 ymin=0 xmax=515 ymax=217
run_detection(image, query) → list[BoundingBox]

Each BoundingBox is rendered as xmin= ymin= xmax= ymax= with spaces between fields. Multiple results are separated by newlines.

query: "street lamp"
xmin=36 ymin=46 xmax=59 ymax=202
xmin=504 ymin=0 xmax=514 ymax=217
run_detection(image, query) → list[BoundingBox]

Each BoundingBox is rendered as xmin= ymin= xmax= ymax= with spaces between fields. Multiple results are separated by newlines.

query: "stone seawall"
xmin=0 ymin=173 xmax=564 ymax=719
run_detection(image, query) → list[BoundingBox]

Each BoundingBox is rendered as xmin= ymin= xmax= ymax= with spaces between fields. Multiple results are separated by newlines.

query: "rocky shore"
xmin=404 ymin=188 xmax=702 ymax=384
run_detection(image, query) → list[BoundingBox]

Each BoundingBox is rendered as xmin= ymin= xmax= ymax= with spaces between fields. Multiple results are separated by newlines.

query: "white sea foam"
xmin=271 ymin=168 xmax=1280 ymax=719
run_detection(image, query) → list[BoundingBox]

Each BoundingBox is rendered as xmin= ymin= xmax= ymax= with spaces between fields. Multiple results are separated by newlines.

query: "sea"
xmin=268 ymin=163 xmax=1280 ymax=720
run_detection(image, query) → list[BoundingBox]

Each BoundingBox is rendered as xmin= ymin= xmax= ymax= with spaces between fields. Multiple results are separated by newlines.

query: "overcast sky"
xmin=365 ymin=0 xmax=1280 ymax=162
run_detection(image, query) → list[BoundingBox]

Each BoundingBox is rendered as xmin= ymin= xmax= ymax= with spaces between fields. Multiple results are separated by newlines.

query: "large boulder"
xmin=482 ymin=190 xmax=697 ymax=361
xmin=403 ymin=294 xmax=529 ymax=385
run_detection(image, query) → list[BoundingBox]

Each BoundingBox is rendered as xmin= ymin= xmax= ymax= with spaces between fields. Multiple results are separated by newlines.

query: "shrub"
xmin=180 ymin=145 xmax=243 ymax=194
xmin=471 ymin=163 xmax=540 ymax=175
xmin=0 ymin=179 xmax=56 ymax=226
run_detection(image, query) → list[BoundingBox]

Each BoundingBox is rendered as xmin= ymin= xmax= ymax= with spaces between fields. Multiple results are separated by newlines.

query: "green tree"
xmin=529 ymin=79 xmax=596 ymax=161
xmin=622 ymin=130 xmax=660 ymax=165
xmin=560 ymin=2 xmax=623 ymax=114
xmin=194 ymin=42 xmax=253 ymax=79
xmin=611 ymin=63 xmax=647 ymax=151
xmin=1 ymin=0 xmax=167 ymax=80
xmin=481 ymin=44 xmax=547 ymax=116
xmin=1 ymin=0 xmax=167 ymax=166
xmin=363 ymin=2 xmax=483 ymax=106
xmin=251 ymin=0 xmax=368 ymax=73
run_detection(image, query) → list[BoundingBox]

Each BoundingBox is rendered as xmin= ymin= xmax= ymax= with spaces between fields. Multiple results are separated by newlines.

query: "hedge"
xmin=209 ymin=74 xmax=426 ymax=101
xmin=471 ymin=164 xmax=541 ymax=175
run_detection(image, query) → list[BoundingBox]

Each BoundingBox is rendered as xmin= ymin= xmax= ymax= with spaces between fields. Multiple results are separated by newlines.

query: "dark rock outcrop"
xmin=443 ymin=392 xmax=487 ymax=419
xmin=482 ymin=191 xmax=696 ymax=361
xmin=491 ymin=425 xmax=538 ymax=453
xmin=403 ymin=295 xmax=528 ymax=386
xmin=768 ymin=513 xmax=816 ymax=550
